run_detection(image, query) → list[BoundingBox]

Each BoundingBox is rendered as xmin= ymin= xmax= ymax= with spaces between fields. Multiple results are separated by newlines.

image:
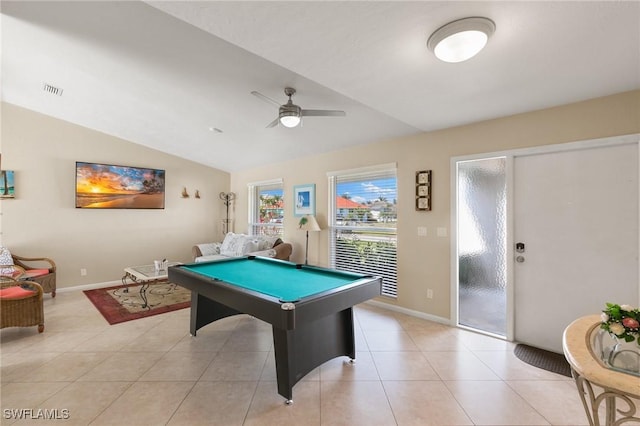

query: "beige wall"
xmin=230 ymin=90 xmax=640 ymax=320
xmin=1 ymin=103 xmax=230 ymax=288
xmin=2 ymin=90 xmax=638 ymax=316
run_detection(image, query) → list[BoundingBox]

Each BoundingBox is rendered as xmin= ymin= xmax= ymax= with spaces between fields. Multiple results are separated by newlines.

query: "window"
xmin=248 ymin=179 xmax=284 ymax=237
xmin=328 ymin=164 xmax=398 ymax=298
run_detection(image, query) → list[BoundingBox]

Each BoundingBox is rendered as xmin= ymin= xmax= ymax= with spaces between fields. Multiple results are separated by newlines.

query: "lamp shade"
xmin=427 ymin=17 xmax=495 ymax=63
xmin=298 ymin=215 xmax=321 ymax=232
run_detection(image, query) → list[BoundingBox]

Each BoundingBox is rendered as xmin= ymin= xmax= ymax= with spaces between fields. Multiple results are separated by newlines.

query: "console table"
xmin=563 ymin=315 xmax=640 ymax=426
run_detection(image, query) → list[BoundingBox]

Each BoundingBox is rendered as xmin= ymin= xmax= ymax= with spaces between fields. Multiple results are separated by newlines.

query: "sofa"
xmin=193 ymin=232 xmax=292 ymax=262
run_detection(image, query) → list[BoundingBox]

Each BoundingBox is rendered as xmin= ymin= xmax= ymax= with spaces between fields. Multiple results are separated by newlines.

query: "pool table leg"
xmin=272 ymin=308 xmax=356 ymax=403
xmin=190 ymin=292 xmax=242 ymax=336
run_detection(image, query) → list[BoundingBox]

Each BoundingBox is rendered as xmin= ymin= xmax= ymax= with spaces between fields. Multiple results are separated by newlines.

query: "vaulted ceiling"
xmin=2 ymin=1 xmax=639 ymax=172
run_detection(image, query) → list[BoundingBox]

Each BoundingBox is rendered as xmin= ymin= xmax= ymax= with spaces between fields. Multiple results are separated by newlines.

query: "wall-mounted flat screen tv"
xmin=76 ymin=162 xmax=165 ymax=209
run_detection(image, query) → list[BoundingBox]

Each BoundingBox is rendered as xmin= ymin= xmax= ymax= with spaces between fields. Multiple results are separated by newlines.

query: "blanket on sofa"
xmin=194 ymin=233 xmax=285 ymax=262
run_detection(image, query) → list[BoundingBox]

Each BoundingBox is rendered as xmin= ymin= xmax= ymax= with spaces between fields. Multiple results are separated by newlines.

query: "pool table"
xmin=168 ymin=256 xmax=381 ymax=403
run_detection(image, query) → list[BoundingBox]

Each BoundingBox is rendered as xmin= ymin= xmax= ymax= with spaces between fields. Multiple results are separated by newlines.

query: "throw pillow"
xmin=220 ymin=233 xmax=237 ymax=256
xmin=220 ymin=233 xmax=250 ymax=257
xmin=197 ymin=243 xmax=221 ymax=256
xmin=255 ymin=236 xmax=279 ymax=251
xmin=0 ymin=247 xmax=16 ymax=275
xmin=244 ymin=240 xmax=260 ymax=255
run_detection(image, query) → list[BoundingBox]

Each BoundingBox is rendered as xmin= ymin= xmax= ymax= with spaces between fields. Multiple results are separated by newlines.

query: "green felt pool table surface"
xmin=181 ymin=257 xmax=365 ymax=302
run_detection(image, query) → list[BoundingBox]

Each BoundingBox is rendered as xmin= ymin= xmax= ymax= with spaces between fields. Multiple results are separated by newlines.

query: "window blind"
xmin=328 ymin=166 xmax=398 ymax=298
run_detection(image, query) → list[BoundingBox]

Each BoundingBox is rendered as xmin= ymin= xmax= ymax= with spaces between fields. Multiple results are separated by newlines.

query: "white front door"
xmin=513 ymin=142 xmax=639 ymax=353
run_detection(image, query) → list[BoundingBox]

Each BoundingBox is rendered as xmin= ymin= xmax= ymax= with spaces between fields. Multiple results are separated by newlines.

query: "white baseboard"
xmin=365 ymin=299 xmax=452 ymax=326
xmin=56 ymin=280 xmax=121 ymax=293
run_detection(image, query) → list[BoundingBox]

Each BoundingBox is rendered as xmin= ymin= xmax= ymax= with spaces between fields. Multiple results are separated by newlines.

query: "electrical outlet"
xmin=427 ymin=289 xmax=433 ymax=299
xmin=80 ymin=268 xmax=87 ymax=276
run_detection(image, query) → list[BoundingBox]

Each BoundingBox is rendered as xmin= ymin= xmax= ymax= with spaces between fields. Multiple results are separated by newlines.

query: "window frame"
xmin=327 ymin=163 xmax=398 ymax=298
xmin=248 ymin=178 xmax=284 ymax=237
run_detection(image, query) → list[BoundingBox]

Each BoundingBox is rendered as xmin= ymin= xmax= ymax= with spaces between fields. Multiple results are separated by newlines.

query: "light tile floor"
xmin=1 ymin=290 xmax=590 ymax=425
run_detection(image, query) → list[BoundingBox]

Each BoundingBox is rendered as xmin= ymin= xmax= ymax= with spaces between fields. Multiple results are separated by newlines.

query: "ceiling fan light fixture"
xmin=427 ymin=17 xmax=495 ymax=63
xmin=279 ymin=103 xmax=302 ymax=128
xmin=252 ymin=87 xmax=345 ymax=129
xmin=279 ymin=114 xmax=301 ymax=128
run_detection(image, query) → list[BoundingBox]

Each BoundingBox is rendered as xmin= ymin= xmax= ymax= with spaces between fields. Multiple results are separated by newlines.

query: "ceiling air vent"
xmin=43 ymin=83 xmax=63 ymax=96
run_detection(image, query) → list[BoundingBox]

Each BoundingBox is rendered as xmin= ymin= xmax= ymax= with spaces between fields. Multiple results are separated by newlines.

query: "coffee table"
xmin=122 ymin=262 xmax=182 ymax=308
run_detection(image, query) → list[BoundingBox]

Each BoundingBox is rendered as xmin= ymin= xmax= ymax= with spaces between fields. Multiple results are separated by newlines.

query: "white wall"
xmin=1 ymin=103 xmax=230 ymax=288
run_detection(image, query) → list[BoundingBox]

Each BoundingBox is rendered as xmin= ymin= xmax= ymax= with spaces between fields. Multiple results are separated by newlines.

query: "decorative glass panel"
xmin=457 ymin=157 xmax=506 ymax=336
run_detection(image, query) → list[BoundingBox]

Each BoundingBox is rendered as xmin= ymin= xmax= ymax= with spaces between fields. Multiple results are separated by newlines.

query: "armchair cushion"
xmin=0 ymin=286 xmax=36 ymax=300
xmin=23 ymin=269 xmax=50 ymax=279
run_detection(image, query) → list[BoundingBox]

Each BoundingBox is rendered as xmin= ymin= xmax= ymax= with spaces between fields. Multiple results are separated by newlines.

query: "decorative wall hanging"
xmin=0 ymin=170 xmax=15 ymax=199
xmin=293 ymin=184 xmax=315 ymax=216
xmin=415 ymin=170 xmax=431 ymax=211
xmin=75 ymin=162 xmax=165 ymax=209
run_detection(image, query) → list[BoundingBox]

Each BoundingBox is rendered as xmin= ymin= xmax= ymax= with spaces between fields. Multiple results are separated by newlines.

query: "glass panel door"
xmin=456 ymin=157 xmax=507 ymax=336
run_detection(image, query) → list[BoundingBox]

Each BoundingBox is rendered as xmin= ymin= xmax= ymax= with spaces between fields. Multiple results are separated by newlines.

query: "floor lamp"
xmin=298 ymin=215 xmax=321 ymax=265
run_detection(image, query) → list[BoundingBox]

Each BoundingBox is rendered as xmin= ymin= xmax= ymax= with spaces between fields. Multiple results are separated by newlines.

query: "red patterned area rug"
xmin=83 ymin=280 xmax=190 ymax=325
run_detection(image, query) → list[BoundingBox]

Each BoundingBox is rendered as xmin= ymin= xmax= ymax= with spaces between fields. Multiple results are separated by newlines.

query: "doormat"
xmin=514 ymin=344 xmax=572 ymax=377
xmin=83 ymin=281 xmax=190 ymax=325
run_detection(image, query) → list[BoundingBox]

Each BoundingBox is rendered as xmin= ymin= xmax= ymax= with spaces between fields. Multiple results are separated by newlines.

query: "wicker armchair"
xmin=0 ymin=277 xmax=45 ymax=333
xmin=11 ymin=254 xmax=56 ymax=297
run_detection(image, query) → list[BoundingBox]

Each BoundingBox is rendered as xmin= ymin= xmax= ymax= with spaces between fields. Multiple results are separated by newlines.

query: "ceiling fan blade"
xmin=251 ymin=91 xmax=281 ymax=108
xmin=266 ymin=117 xmax=280 ymax=128
xmin=301 ymin=109 xmax=346 ymax=117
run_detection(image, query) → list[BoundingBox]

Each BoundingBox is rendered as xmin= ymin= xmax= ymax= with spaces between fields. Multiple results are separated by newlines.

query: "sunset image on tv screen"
xmin=75 ymin=162 xmax=165 ymax=209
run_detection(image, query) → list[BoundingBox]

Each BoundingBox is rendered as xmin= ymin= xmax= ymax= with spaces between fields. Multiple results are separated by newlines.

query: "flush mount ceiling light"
xmin=427 ymin=17 xmax=495 ymax=63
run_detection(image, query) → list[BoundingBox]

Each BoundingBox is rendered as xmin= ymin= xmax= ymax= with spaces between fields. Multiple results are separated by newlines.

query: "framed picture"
xmin=416 ymin=197 xmax=430 ymax=211
xmin=293 ymin=184 xmax=315 ymax=216
xmin=75 ymin=162 xmax=165 ymax=209
xmin=416 ymin=170 xmax=431 ymax=184
xmin=0 ymin=170 xmax=15 ymax=198
xmin=417 ymin=185 xmax=429 ymax=197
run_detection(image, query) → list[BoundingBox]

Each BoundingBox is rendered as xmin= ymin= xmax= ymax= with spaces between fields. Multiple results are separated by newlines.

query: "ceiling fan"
xmin=251 ymin=87 xmax=346 ymax=128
